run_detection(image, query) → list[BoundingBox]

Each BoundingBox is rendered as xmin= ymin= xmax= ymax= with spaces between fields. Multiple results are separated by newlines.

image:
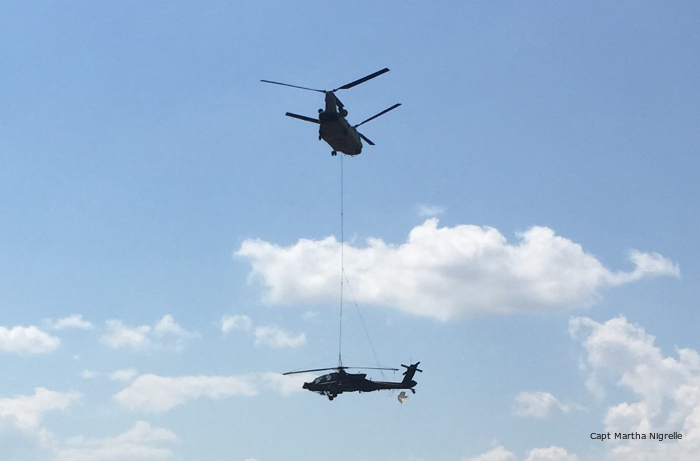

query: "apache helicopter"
xmin=261 ymin=68 xmax=401 ymax=156
xmin=283 ymin=362 xmax=422 ymax=401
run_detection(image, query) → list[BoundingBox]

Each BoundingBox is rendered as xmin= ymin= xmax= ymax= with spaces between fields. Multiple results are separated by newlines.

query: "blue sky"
xmin=1 ymin=1 xmax=699 ymax=460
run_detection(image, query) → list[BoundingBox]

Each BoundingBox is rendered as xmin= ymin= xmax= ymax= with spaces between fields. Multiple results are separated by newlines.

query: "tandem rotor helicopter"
xmin=284 ymin=362 xmax=422 ymax=401
xmin=261 ymin=68 xmax=401 ymax=156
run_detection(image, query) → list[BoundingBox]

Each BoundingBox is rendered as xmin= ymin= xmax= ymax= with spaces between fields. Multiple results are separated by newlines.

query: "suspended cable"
xmin=342 ymin=271 xmax=386 ymax=378
xmin=338 ymin=154 xmax=344 ymax=368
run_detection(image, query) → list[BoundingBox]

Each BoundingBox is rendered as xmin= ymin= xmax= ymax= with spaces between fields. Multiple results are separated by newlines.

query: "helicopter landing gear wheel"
xmin=328 ymin=394 xmax=336 ymax=401
xmin=331 ymin=151 xmax=337 ymax=156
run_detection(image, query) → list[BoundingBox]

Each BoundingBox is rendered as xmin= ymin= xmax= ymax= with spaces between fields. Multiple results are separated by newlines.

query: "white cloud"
xmin=0 ymin=325 xmax=60 ymax=355
xmin=221 ymin=314 xmax=253 ymax=333
xmin=570 ymin=316 xmax=700 ymax=461
xmin=54 ymin=421 xmax=178 ymax=461
xmin=80 ymin=370 xmax=98 ymax=379
xmin=524 ymin=447 xmax=579 ymax=461
xmin=259 ymin=372 xmax=313 ymax=396
xmin=514 ymin=391 xmax=574 ymax=418
xmin=254 ymin=325 xmax=306 ymax=348
xmin=110 ymin=368 xmax=138 ymax=383
xmin=114 ymin=372 xmax=308 ymax=412
xmin=237 ymin=219 xmax=679 ymax=320
xmin=221 ymin=315 xmax=305 ymax=348
xmin=101 ymin=320 xmax=151 ymax=351
xmin=101 ymin=315 xmax=197 ymax=351
xmin=417 ymin=203 xmax=445 ymax=217
xmin=114 ymin=374 xmax=258 ymax=412
xmin=463 ymin=446 xmax=516 ymax=461
xmin=46 ymin=314 xmax=93 ymax=331
xmin=0 ymin=387 xmax=79 ymax=430
xmin=464 ymin=446 xmax=578 ymax=461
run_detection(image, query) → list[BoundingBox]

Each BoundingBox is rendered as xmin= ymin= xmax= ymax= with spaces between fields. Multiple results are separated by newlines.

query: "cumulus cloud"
xmin=54 ymin=421 xmax=178 ymax=461
xmin=101 ymin=315 xmax=197 ymax=351
xmin=237 ymin=219 xmax=679 ymax=320
xmin=114 ymin=372 xmax=307 ymax=412
xmin=0 ymin=325 xmax=60 ymax=355
xmin=0 ymin=388 xmax=79 ymax=430
xmin=570 ymin=316 xmax=700 ymax=460
xmin=514 ymin=391 xmax=576 ymax=418
xmin=45 ymin=314 xmax=93 ymax=331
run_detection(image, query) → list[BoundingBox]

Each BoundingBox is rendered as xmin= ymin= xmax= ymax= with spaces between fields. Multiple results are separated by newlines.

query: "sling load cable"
xmin=337 ymin=155 xmax=386 ymax=377
xmin=338 ymin=153 xmax=344 ymax=369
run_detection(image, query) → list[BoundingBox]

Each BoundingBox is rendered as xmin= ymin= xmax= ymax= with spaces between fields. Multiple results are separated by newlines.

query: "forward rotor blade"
xmin=285 ymin=112 xmax=320 ymax=124
xmin=261 ymin=79 xmax=325 ymax=93
xmin=333 ymin=68 xmax=390 ymax=91
xmin=354 ymin=103 xmax=401 ymax=128
xmin=358 ymin=132 xmax=374 ymax=146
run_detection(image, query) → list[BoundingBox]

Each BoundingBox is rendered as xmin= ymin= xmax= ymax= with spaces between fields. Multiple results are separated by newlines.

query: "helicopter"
xmin=283 ymin=362 xmax=422 ymax=401
xmin=261 ymin=68 xmax=401 ymax=156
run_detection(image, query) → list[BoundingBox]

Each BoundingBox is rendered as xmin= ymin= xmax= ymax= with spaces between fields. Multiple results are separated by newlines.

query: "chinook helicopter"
xmin=261 ymin=68 xmax=401 ymax=156
xmin=283 ymin=362 xmax=422 ymax=401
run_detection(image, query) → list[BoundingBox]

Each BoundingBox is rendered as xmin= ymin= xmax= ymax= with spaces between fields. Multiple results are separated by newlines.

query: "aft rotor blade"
xmin=261 ymin=79 xmax=325 ymax=93
xmin=358 ymin=132 xmax=375 ymax=146
xmin=354 ymin=103 xmax=401 ymax=128
xmin=333 ymin=68 xmax=390 ymax=91
xmin=285 ymin=112 xmax=320 ymax=124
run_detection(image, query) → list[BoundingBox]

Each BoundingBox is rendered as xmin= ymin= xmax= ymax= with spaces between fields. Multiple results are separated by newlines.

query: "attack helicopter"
xmin=283 ymin=362 xmax=422 ymax=401
xmin=261 ymin=68 xmax=401 ymax=156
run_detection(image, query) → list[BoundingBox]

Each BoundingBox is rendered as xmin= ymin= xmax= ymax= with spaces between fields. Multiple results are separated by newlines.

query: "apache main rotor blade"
xmin=358 ymin=132 xmax=375 ymax=146
xmin=350 ymin=366 xmax=400 ymax=371
xmin=260 ymin=79 xmax=325 ymax=93
xmin=354 ymin=103 xmax=401 ymax=128
xmin=282 ymin=365 xmax=399 ymax=375
xmin=285 ymin=112 xmax=320 ymax=124
xmin=283 ymin=367 xmax=340 ymax=375
xmin=333 ymin=68 xmax=390 ymax=91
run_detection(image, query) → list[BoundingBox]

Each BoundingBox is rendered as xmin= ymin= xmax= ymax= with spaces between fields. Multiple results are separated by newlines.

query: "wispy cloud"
xmin=220 ymin=314 xmax=253 ymax=334
xmin=221 ymin=314 xmax=305 ymax=348
xmin=513 ymin=391 xmax=579 ymax=418
xmin=54 ymin=421 xmax=178 ymax=461
xmin=110 ymin=368 xmax=138 ymax=383
xmin=101 ymin=315 xmax=197 ymax=351
xmin=253 ymin=325 xmax=306 ymax=348
xmin=44 ymin=314 xmax=94 ymax=331
xmin=114 ymin=372 xmax=308 ymax=412
xmin=417 ymin=203 xmax=445 ymax=217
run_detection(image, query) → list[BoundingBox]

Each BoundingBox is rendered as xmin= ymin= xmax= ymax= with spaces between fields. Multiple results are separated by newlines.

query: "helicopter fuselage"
xmin=318 ymin=111 xmax=363 ymax=156
xmin=262 ymin=68 xmax=399 ymax=157
xmin=301 ymin=363 xmax=420 ymax=400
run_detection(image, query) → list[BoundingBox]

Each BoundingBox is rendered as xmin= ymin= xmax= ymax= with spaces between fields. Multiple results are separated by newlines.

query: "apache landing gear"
xmin=331 ymin=151 xmax=337 ymax=156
